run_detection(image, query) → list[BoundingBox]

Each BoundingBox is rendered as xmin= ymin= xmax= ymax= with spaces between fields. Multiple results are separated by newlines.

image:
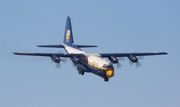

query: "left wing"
xmin=13 ymin=52 xmax=84 ymax=57
xmin=99 ymin=52 xmax=168 ymax=57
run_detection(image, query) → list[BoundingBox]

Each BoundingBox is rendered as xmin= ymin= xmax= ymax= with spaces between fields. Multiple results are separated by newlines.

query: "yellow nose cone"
xmin=106 ymin=69 xmax=114 ymax=78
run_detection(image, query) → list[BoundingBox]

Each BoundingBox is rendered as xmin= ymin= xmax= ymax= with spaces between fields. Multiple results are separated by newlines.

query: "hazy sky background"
xmin=0 ymin=0 xmax=179 ymax=107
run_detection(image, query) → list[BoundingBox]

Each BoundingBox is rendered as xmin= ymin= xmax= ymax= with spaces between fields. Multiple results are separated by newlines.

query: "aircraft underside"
xmin=71 ymin=58 xmax=110 ymax=82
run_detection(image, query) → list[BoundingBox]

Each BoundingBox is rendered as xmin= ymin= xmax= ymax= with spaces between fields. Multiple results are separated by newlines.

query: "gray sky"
xmin=0 ymin=0 xmax=179 ymax=107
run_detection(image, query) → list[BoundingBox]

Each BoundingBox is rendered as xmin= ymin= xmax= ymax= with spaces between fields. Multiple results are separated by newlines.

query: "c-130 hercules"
xmin=14 ymin=16 xmax=168 ymax=82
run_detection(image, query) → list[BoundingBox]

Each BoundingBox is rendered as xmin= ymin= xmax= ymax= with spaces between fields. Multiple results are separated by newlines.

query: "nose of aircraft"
xmin=106 ymin=69 xmax=114 ymax=78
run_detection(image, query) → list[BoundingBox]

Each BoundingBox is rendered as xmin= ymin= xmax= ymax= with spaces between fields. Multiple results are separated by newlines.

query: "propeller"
xmin=51 ymin=57 xmax=67 ymax=68
xmin=129 ymin=56 xmax=144 ymax=68
xmin=55 ymin=63 xmax=61 ymax=68
xmin=57 ymin=58 xmax=67 ymax=68
xmin=136 ymin=56 xmax=144 ymax=68
xmin=116 ymin=62 xmax=122 ymax=69
xmin=53 ymin=51 xmax=67 ymax=68
xmin=136 ymin=61 xmax=141 ymax=68
xmin=116 ymin=57 xmax=124 ymax=69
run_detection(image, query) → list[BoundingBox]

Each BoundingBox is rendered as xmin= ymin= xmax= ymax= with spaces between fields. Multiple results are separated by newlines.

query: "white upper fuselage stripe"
xmin=62 ymin=43 xmax=110 ymax=67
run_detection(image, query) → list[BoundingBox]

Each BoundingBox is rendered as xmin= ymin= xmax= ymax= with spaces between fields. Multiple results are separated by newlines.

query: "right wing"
xmin=13 ymin=52 xmax=84 ymax=57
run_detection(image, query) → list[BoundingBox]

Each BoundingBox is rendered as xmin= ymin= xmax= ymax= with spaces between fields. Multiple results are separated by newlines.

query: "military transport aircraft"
xmin=13 ymin=16 xmax=167 ymax=82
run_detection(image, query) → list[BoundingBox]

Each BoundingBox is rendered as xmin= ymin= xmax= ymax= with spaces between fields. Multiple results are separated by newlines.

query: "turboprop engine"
xmin=108 ymin=56 xmax=118 ymax=64
xmin=73 ymin=57 xmax=79 ymax=64
xmin=128 ymin=55 xmax=138 ymax=62
xmin=51 ymin=55 xmax=60 ymax=63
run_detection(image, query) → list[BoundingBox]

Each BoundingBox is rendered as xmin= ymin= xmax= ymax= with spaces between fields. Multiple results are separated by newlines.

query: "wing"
xmin=99 ymin=52 xmax=168 ymax=57
xmin=13 ymin=52 xmax=84 ymax=57
xmin=13 ymin=52 xmax=167 ymax=57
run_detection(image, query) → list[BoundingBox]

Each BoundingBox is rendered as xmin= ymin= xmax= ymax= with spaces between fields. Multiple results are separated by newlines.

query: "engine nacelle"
xmin=108 ymin=56 xmax=118 ymax=64
xmin=73 ymin=57 xmax=79 ymax=64
xmin=128 ymin=55 xmax=138 ymax=62
xmin=51 ymin=55 xmax=60 ymax=63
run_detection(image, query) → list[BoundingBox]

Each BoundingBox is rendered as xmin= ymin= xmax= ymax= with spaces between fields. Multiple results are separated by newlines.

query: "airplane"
xmin=13 ymin=16 xmax=168 ymax=82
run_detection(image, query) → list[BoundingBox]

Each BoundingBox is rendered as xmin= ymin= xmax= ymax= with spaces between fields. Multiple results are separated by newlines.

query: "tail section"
xmin=37 ymin=16 xmax=97 ymax=49
xmin=63 ymin=16 xmax=74 ymax=47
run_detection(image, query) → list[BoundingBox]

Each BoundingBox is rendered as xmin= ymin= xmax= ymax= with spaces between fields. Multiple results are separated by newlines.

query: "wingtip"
xmin=37 ymin=45 xmax=41 ymax=47
xmin=13 ymin=52 xmax=18 ymax=55
xmin=37 ymin=45 xmax=48 ymax=47
xmin=162 ymin=52 xmax=168 ymax=55
xmin=156 ymin=52 xmax=168 ymax=55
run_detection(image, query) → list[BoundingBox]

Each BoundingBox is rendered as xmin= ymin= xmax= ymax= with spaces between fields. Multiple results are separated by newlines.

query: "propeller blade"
xmin=61 ymin=58 xmax=67 ymax=63
xmin=115 ymin=57 xmax=124 ymax=69
xmin=127 ymin=52 xmax=144 ymax=67
xmin=55 ymin=63 xmax=61 ymax=68
xmin=116 ymin=62 xmax=122 ymax=69
xmin=136 ymin=61 xmax=141 ymax=68
xmin=129 ymin=60 xmax=133 ymax=65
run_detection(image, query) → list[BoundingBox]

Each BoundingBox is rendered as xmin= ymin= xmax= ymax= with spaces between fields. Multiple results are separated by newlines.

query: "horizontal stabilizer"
xmin=37 ymin=44 xmax=64 ymax=48
xmin=37 ymin=44 xmax=97 ymax=48
xmin=76 ymin=45 xmax=97 ymax=48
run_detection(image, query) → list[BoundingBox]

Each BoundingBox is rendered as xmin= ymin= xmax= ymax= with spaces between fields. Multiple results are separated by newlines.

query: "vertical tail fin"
xmin=37 ymin=16 xmax=97 ymax=49
xmin=63 ymin=16 xmax=74 ymax=46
